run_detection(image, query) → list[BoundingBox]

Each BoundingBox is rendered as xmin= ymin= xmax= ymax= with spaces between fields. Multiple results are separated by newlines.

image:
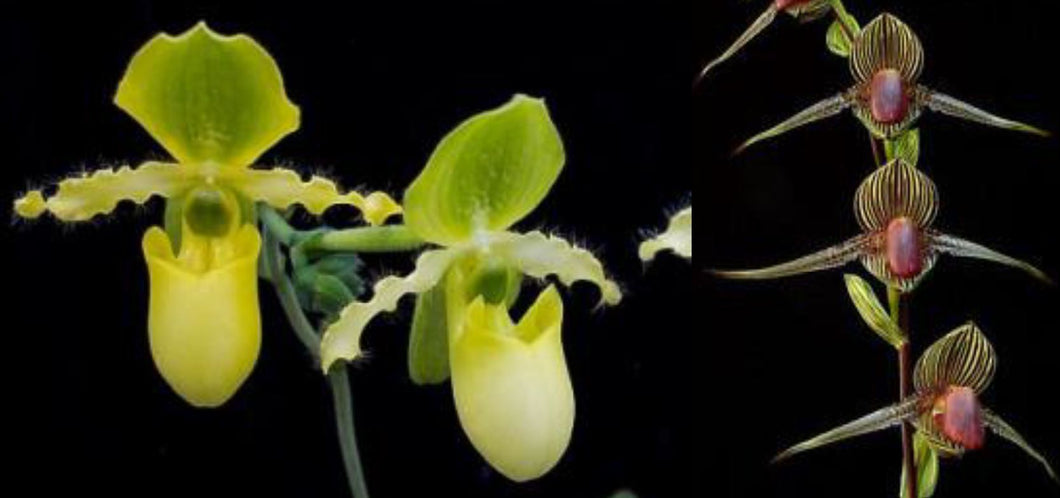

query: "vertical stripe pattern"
xmin=854 ymin=158 xmax=939 ymax=233
xmin=850 ymin=13 xmax=924 ymax=84
xmin=914 ymin=322 xmax=997 ymax=395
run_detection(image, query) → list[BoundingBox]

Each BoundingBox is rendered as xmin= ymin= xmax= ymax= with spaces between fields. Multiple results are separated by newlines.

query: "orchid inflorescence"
xmin=701 ymin=1 xmax=1055 ymax=496
xmin=11 ymin=21 xmax=649 ymax=496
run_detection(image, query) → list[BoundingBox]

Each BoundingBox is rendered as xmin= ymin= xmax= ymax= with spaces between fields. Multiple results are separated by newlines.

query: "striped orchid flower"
xmin=697 ymin=0 xmax=831 ymax=83
xmin=713 ymin=158 xmax=1049 ymax=292
xmin=737 ymin=13 xmax=1048 ymax=153
xmin=774 ymin=323 xmax=1057 ymax=482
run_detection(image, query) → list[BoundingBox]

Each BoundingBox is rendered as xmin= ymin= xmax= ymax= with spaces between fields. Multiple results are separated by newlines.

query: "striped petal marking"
xmin=853 ymin=158 xmax=939 ymax=289
xmin=913 ymin=322 xmax=997 ymax=396
xmin=850 ymin=14 xmax=925 ymax=137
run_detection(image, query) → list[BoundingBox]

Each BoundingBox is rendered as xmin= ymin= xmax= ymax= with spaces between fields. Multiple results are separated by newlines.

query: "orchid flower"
xmin=774 ymin=322 xmax=1057 ymax=483
xmin=12 ymin=23 xmax=401 ymax=407
xmin=737 ymin=13 xmax=1048 ymax=153
xmin=697 ymin=0 xmax=832 ymax=82
xmin=640 ymin=207 xmax=692 ymax=262
xmin=318 ymin=95 xmax=622 ymax=481
xmin=713 ymin=158 xmax=1050 ymax=292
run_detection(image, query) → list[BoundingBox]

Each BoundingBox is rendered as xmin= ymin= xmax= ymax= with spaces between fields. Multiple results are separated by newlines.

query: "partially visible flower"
xmin=713 ymin=158 xmax=1049 ymax=292
xmin=639 ymin=207 xmax=692 ymax=262
xmin=697 ymin=0 xmax=832 ymax=82
xmin=319 ymin=95 xmax=621 ymax=481
xmin=13 ymin=23 xmax=400 ymax=407
xmin=773 ymin=322 xmax=1057 ymax=482
xmin=737 ymin=14 xmax=1048 ymax=153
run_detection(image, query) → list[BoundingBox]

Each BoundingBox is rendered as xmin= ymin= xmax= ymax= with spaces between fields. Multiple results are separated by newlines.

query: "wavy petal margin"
xmin=320 ymin=247 xmax=463 ymax=370
xmin=488 ymin=231 xmax=622 ymax=307
xmin=639 ymin=207 xmax=692 ymax=262
xmin=229 ymin=167 xmax=402 ymax=226
xmin=14 ymin=161 xmax=190 ymax=221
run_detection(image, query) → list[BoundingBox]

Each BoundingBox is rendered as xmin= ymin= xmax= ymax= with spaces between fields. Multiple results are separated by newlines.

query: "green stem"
xmin=262 ymin=226 xmax=321 ymax=357
xmin=305 ymin=225 xmax=427 ymax=254
xmin=329 ymin=365 xmax=370 ymax=498
xmin=889 ymin=287 xmax=918 ymax=498
xmin=258 ymin=205 xmax=370 ymax=498
xmin=260 ymin=206 xmax=298 ymax=246
xmin=829 ymin=0 xmax=858 ymax=43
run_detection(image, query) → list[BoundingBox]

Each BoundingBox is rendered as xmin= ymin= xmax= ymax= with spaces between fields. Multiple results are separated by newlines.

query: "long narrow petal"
xmin=319 ymin=247 xmax=463 ymax=370
xmin=14 ymin=161 xmax=189 ymax=221
xmin=929 ymin=231 xmax=1053 ymax=284
xmin=711 ymin=234 xmax=871 ymax=280
xmin=774 ymin=398 xmax=920 ymax=462
xmin=229 ymin=167 xmax=402 ymax=226
xmin=639 ymin=207 xmax=692 ymax=262
xmin=735 ymin=93 xmax=852 ymax=153
xmin=913 ymin=322 xmax=996 ymax=395
xmin=487 ymin=231 xmax=622 ymax=306
xmin=695 ymin=5 xmax=778 ymax=84
xmin=982 ymin=408 xmax=1058 ymax=482
xmin=922 ymin=90 xmax=1050 ymax=137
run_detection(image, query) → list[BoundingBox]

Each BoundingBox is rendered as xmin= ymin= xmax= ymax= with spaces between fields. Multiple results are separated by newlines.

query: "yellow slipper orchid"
xmin=13 ymin=22 xmax=400 ymax=407
xmin=450 ymin=286 xmax=574 ymax=482
xmin=320 ymin=95 xmax=621 ymax=480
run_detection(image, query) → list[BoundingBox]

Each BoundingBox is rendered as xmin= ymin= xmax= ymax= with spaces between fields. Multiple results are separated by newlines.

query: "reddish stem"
xmin=896 ymin=293 xmax=918 ymax=498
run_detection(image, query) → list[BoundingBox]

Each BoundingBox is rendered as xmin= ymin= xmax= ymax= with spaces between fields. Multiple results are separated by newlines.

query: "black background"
xmin=2 ymin=1 xmax=697 ymax=498
xmin=2 ymin=1 xmax=1057 ymax=498
xmin=696 ymin=1 xmax=1060 ymax=498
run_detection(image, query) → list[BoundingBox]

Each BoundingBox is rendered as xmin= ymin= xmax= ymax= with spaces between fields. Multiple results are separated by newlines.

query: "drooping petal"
xmin=319 ymin=247 xmax=464 ymax=370
xmin=639 ymin=207 xmax=692 ymax=262
xmin=14 ymin=161 xmax=190 ymax=221
xmin=982 ymin=408 xmax=1058 ymax=482
xmin=913 ymin=322 xmax=996 ymax=395
xmin=928 ymin=231 xmax=1053 ymax=284
xmin=712 ymin=234 xmax=872 ymax=281
xmin=774 ymin=398 xmax=920 ymax=463
xmin=227 ymin=167 xmax=402 ymax=225
xmin=403 ymin=95 xmax=564 ymax=246
xmin=922 ymin=89 xmax=1050 ymax=137
xmin=854 ymin=158 xmax=938 ymax=232
xmin=735 ymin=93 xmax=852 ymax=153
xmin=450 ymin=286 xmax=574 ymax=482
xmin=114 ymin=22 xmax=300 ymax=167
xmin=485 ymin=231 xmax=622 ymax=306
xmin=142 ymin=223 xmax=262 ymax=407
xmin=850 ymin=14 xmax=924 ymax=84
xmin=695 ymin=5 xmax=778 ymax=83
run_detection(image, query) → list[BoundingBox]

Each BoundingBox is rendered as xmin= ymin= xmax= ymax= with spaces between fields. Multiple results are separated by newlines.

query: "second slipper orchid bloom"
xmin=319 ymin=95 xmax=622 ymax=481
xmin=13 ymin=23 xmax=401 ymax=407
